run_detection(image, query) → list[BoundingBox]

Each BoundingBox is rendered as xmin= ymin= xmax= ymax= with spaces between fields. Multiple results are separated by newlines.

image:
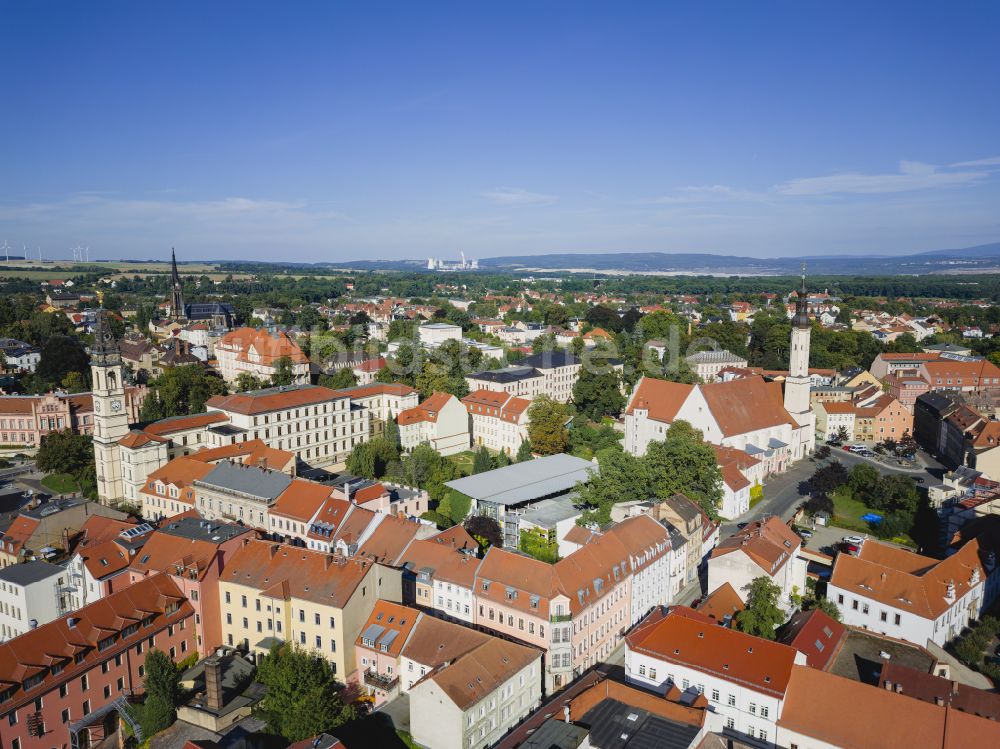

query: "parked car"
xmin=799 ymin=530 xmax=813 ymax=539
xmin=842 ymin=535 xmax=865 ymax=545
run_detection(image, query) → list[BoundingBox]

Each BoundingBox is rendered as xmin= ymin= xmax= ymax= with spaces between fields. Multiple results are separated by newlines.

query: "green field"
xmin=41 ymin=473 xmax=79 ymax=495
xmin=832 ymin=486 xmax=915 ymax=546
xmin=446 ymin=450 xmax=476 ymax=476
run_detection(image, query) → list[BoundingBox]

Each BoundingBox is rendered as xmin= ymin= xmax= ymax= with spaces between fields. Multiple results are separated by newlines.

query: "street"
xmin=720 ymin=448 xmax=944 ymax=537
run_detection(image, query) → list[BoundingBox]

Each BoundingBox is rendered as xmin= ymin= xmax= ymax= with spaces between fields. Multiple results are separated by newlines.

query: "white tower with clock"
xmin=91 ymin=309 xmax=129 ymax=505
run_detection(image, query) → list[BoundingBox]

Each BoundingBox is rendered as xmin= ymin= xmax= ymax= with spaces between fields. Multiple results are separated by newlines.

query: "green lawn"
xmin=446 ymin=450 xmax=476 ymax=476
xmin=41 ymin=473 xmax=79 ymax=495
xmin=832 ymin=486 xmax=916 ymax=547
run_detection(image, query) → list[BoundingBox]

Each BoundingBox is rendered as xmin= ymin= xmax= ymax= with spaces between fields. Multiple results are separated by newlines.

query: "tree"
xmin=143 ymin=648 xmax=181 ymax=707
xmin=141 ymin=365 xmax=227 ymax=420
xmin=256 ymin=645 xmax=355 ymax=742
xmin=472 ymin=446 xmax=494 ymax=474
xmin=576 ymin=448 xmax=650 ymax=525
xmin=464 ymin=515 xmax=503 ymax=552
xmin=572 ymin=365 xmax=625 ymax=421
xmin=60 ymin=370 xmax=87 ymax=393
xmin=644 ymin=421 xmax=723 ymax=518
xmin=516 ymin=439 xmax=534 ymax=462
xmin=384 ymin=417 xmax=401 ymax=452
xmin=35 ymin=335 xmax=89 ymax=389
xmin=527 ymin=395 xmax=570 ymax=455
xmin=804 ymin=596 xmax=842 ymax=622
xmin=271 ymin=356 xmax=295 ymax=386
xmin=345 ymin=438 xmax=397 ymax=479
xmin=234 ymin=372 xmax=266 ymax=392
xmin=847 ymin=463 xmax=880 ymax=500
xmin=834 ymin=426 xmax=850 ymax=443
xmin=36 ymin=430 xmax=93 ymax=476
xmin=809 ymin=461 xmax=848 ymax=495
xmin=735 ymin=577 xmax=785 ymax=640
xmin=318 ymin=368 xmax=358 ymax=390
xmin=135 ymin=648 xmax=180 ymax=738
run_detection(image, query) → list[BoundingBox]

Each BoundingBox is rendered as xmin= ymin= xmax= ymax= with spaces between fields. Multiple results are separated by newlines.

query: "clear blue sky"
xmin=1 ymin=1 xmax=999 ymax=262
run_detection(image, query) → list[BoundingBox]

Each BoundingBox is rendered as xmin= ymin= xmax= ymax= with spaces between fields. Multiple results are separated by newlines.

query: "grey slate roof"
xmin=0 ymin=560 xmax=63 ymax=586
xmin=581 ymin=698 xmax=700 ymax=749
xmin=467 ymin=366 xmax=542 ymax=384
xmin=197 ymin=461 xmax=293 ymax=501
xmin=156 ymin=516 xmax=250 ymax=544
xmin=446 ymin=454 xmax=595 ymax=506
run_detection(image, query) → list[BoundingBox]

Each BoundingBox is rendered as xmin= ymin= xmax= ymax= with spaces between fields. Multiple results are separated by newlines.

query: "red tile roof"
xmin=625 ymin=377 xmax=693 ymax=422
xmin=711 ymin=517 xmax=801 ymax=577
xmin=397 ymin=391 xmax=455 ymax=425
xmin=778 ymin=608 xmax=845 ymax=671
xmin=626 ymin=606 xmax=800 ymax=698
xmin=0 ymin=574 xmax=192 ymax=711
xmin=206 ymin=385 xmax=344 ymax=415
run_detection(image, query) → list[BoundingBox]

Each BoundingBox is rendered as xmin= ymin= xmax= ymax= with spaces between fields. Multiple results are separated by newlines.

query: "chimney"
xmin=895 ymin=683 xmax=903 ymax=694
xmin=884 ymin=681 xmax=893 ymax=691
xmin=204 ymin=655 xmax=224 ymax=711
xmin=563 ymin=703 xmax=570 ymax=723
xmin=270 ymin=544 xmax=280 ymax=559
xmin=325 ymin=554 xmax=335 ymax=570
xmin=935 ymin=696 xmax=945 ymax=706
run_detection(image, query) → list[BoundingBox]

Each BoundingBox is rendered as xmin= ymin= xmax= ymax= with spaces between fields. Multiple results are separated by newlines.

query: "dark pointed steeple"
xmin=792 ymin=261 xmax=810 ymax=329
xmin=169 ymin=247 xmax=185 ymax=321
xmin=91 ymin=307 xmax=121 ymax=366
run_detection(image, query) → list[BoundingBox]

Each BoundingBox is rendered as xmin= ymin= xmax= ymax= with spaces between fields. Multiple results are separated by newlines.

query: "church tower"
xmin=785 ymin=266 xmax=815 ymax=457
xmin=170 ymin=247 xmax=185 ymax=321
xmin=91 ymin=308 xmax=129 ymax=505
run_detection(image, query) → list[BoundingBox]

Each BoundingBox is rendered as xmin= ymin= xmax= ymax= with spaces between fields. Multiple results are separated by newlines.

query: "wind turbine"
xmin=1 ymin=240 xmax=9 ymax=263
xmin=84 ymin=246 xmax=90 ymax=263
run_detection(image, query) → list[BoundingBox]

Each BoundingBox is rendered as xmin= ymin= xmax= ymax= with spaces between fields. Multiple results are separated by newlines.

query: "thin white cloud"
xmin=950 ymin=156 xmax=1000 ymax=168
xmin=482 ymin=187 xmax=558 ymax=206
xmin=649 ymin=184 xmax=761 ymax=204
xmin=775 ymin=159 xmax=990 ymax=196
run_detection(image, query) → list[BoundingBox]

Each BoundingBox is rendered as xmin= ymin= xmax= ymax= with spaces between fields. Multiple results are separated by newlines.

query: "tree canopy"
xmin=256 ymin=646 xmax=355 ymax=742
xmin=141 ymin=365 xmax=227 ymax=420
xmin=735 ymin=577 xmax=785 ymax=640
xmin=527 ymin=395 xmax=570 ymax=455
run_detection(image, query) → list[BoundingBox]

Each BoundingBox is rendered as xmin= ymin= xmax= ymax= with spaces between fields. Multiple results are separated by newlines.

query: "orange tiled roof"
xmin=711 ymin=517 xmax=800 ymax=576
xmin=397 ymin=392 xmax=454 ymax=425
xmin=625 ymin=377 xmax=693 ymax=422
xmin=270 ymin=479 xmax=333 ymax=522
xmin=206 ymin=384 xmax=344 ymax=415
xmin=216 ymin=327 xmax=308 ymax=365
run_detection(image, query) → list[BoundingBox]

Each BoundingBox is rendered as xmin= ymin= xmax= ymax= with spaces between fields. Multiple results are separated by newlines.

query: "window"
xmin=726 ymin=718 xmax=734 ymax=729
xmin=749 ymin=702 xmax=757 ymax=715
xmin=894 ymin=613 xmax=902 ymax=625
xmin=837 ymin=594 xmax=844 ymax=604
xmin=728 ymin=694 xmax=736 ymax=706
xmin=711 ymin=689 xmax=719 ymax=702
xmin=639 ymin=664 xmax=646 ymax=676
xmin=760 ymin=706 xmax=769 ymax=718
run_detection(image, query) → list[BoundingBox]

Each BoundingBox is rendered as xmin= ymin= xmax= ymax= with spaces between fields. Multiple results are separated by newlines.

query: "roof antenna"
xmin=800 ymin=261 xmax=807 ymax=295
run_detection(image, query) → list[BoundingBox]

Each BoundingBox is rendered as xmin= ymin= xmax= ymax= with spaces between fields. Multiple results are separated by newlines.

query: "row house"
xmin=707 ymin=518 xmax=807 ymax=611
xmin=63 ymin=516 xmax=154 ymax=611
xmin=461 ymin=389 xmax=531 ymax=456
xmin=918 ymin=358 xmax=1000 ymax=394
xmin=0 ymin=389 xmax=144 ymax=448
xmin=0 ymin=574 xmax=194 ymax=749
xmin=217 ymin=539 xmax=402 ymax=679
xmin=473 ymin=514 xmax=674 ymax=692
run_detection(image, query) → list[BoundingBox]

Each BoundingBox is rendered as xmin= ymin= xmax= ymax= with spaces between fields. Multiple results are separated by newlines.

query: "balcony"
xmin=549 ymin=613 xmax=572 ymax=623
xmin=363 ymin=669 xmax=399 ymax=692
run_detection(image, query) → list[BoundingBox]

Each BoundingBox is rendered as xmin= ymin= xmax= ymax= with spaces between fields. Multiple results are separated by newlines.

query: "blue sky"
xmin=1 ymin=1 xmax=999 ymax=262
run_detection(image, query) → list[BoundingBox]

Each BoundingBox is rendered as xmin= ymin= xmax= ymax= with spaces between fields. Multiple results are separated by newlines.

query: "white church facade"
xmin=624 ymin=281 xmax=816 ymax=468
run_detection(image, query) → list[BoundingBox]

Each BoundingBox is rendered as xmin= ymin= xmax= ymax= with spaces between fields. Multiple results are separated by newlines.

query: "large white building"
xmin=397 ymin=392 xmax=470 ymax=456
xmin=0 ymin=561 xmax=66 ymax=641
xmin=828 ymin=538 xmax=990 ymax=648
xmin=685 ymin=349 xmax=748 ymax=382
xmin=214 ymin=327 xmax=310 ymax=385
xmin=417 ymin=322 xmax=463 ymax=347
xmin=625 ymin=606 xmax=806 ymax=748
xmin=461 ymin=389 xmax=531 ymax=456
xmin=626 ymin=287 xmax=815 ymax=465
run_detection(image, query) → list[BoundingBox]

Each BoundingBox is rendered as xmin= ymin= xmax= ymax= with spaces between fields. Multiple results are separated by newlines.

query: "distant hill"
xmin=476 ymin=242 xmax=1000 ymax=275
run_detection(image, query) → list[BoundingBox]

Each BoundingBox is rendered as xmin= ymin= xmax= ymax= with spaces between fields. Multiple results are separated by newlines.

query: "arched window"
xmin=107 ymin=370 xmax=117 ymax=390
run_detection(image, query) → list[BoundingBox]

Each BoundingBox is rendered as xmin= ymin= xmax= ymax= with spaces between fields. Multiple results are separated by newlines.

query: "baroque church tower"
xmin=170 ymin=247 xmax=185 ymax=321
xmin=91 ymin=308 xmax=129 ymax=504
xmin=784 ymin=266 xmax=816 ymax=457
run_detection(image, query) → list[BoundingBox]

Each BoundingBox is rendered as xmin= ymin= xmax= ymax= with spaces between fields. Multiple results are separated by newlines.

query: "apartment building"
xmin=0 ymin=574 xmax=195 ymax=749
xmin=626 ymin=606 xmax=806 ymax=747
xmin=0 ymin=388 xmax=144 ymax=447
xmin=63 ymin=517 xmax=154 ymax=610
xmin=828 ymin=538 xmax=988 ymax=648
xmin=409 ymin=634 xmax=541 ymax=749
xmin=217 ymin=539 xmax=401 ymax=678
xmin=127 ymin=517 xmax=253 ymax=655
xmin=397 ymin=392 xmax=470 ymax=456
xmin=333 ymin=383 xmax=419 ymax=440
xmin=685 ymin=349 xmax=749 ymax=382
xmin=0 ymin=562 xmax=65 ymax=641
xmin=473 ymin=514 xmax=674 ymax=692
xmin=194 ymin=461 xmax=294 ymax=529
xmin=461 ymin=389 xmax=531 ymax=456
xmin=399 ymin=534 xmax=481 ymax=625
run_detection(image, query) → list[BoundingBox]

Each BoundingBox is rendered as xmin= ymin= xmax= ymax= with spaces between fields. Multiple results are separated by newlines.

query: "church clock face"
xmin=111 ymin=399 xmax=122 ymax=412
